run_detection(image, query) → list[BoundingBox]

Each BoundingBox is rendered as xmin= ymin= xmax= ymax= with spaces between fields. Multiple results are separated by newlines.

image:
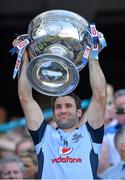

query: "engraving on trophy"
xmin=35 ymin=60 xmax=70 ymax=88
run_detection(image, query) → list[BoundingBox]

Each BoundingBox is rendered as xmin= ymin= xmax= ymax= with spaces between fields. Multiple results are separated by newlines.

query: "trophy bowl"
xmin=26 ymin=9 xmax=89 ymax=96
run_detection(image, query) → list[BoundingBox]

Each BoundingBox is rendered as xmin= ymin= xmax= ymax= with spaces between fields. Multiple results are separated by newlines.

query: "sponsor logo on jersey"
xmin=59 ymin=147 xmax=73 ymax=155
xmin=51 ymin=156 xmax=82 ymax=163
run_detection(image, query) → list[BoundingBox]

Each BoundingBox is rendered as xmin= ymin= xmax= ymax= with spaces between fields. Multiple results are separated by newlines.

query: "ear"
xmin=53 ymin=114 xmax=55 ymax=120
xmin=78 ymin=109 xmax=83 ymax=118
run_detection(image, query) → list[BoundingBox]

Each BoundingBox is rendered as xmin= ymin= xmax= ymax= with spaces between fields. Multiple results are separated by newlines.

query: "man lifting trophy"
xmin=11 ymin=9 xmax=107 ymax=180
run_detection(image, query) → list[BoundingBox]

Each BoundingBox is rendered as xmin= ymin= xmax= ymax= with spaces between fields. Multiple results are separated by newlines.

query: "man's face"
xmin=1 ymin=162 xmax=23 ymax=180
xmin=53 ymin=96 xmax=82 ymax=130
xmin=21 ymin=157 xmax=37 ymax=179
xmin=115 ymin=95 xmax=125 ymax=124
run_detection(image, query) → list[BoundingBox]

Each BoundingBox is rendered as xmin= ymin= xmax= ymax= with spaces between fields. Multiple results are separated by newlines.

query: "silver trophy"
xmin=25 ymin=9 xmax=89 ymax=96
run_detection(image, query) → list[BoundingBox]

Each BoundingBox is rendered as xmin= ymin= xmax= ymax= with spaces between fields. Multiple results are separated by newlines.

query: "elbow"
xmin=18 ymin=94 xmax=29 ymax=106
xmin=100 ymin=92 xmax=107 ymax=101
xmin=94 ymin=86 xmax=107 ymax=102
xmin=18 ymin=83 xmax=32 ymax=105
xmin=18 ymin=89 xmax=31 ymax=105
xmin=97 ymin=90 xmax=107 ymax=103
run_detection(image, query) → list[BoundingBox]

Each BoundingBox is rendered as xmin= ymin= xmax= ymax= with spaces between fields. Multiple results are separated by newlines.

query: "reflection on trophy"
xmin=21 ymin=9 xmax=90 ymax=96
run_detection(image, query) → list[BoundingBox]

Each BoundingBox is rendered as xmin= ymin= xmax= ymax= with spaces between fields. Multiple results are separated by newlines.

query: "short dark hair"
xmin=51 ymin=92 xmax=81 ymax=111
xmin=114 ymin=89 xmax=125 ymax=100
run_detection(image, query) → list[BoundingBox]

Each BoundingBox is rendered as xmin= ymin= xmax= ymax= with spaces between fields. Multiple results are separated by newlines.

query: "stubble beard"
xmin=54 ymin=114 xmax=79 ymax=130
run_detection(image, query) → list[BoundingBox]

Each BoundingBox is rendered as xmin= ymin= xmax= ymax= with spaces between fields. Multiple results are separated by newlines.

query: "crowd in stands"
xmin=0 ymin=105 xmax=38 ymax=179
xmin=0 ymin=83 xmax=125 ymax=179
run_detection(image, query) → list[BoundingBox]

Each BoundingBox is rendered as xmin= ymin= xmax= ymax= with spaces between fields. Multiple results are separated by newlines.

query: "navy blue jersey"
xmin=29 ymin=121 xmax=104 ymax=179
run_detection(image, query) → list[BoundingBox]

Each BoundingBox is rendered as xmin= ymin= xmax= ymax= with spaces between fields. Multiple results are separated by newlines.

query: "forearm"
xmin=88 ymin=57 xmax=107 ymax=101
xmin=85 ymin=57 xmax=107 ymax=128
xmin=18 ymin=53 xmax=32 ymax=102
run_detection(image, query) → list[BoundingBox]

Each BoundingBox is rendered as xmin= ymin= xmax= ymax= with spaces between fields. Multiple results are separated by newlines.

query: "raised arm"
xmin=87 ymin=55 xmax=107 ymax=129
xmin=18 ymin=49 xmax=44 ymax=130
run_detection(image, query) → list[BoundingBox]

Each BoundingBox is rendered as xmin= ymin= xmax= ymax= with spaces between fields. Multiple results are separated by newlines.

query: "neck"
xmin=60 ymin=124 xmax=78 ymax=132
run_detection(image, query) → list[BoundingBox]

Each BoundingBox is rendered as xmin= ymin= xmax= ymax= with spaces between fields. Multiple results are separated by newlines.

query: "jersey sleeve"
xmin=28 ymin=120 xmax=48 ymax=145
xmin=86 ymin=121 xmax=104 ymax=144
